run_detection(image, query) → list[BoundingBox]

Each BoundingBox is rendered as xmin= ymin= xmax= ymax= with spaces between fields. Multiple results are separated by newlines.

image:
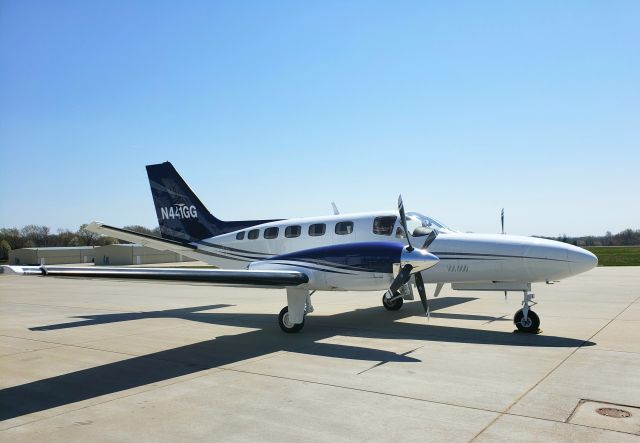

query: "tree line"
xmin=537 ymin=229 xmax=640 ymax=247
xmin=0 ymin=225 xmax=160 ymax=260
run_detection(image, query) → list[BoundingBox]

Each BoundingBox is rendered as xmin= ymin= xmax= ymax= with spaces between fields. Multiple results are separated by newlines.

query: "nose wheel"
xmin=514 ymin=309 xmax=540 ymax=332
xmin=514 ymin=291 xmax=541 ymax=333
xmin=382 ymin=291 xmax=404 ymax=311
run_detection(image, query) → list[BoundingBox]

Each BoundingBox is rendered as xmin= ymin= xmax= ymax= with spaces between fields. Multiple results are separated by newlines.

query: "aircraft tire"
xmin=513 ymin=309 xmax=540 ymax=333
xmin=382 ymin=294 xmax=404 ymax=311
xmin=278 ymin=306 xmax=305 ymax=333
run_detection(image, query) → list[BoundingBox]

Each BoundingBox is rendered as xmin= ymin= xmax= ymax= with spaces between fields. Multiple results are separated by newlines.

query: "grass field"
xmin=586 ymin=246 xmax=640 ymax=266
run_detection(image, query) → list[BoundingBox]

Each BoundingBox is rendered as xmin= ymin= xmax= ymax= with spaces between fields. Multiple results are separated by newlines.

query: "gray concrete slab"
xmin=0 ymin=267 xmax=638 ymax=441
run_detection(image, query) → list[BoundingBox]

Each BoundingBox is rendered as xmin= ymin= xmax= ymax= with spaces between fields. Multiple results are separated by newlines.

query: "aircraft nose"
xmin=567 ymin=247 xmax=598 ymax=275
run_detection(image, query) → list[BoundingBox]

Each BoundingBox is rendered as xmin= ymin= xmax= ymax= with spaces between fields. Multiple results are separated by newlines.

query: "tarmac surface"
xmin=0 ymin=266 xmax=638 ymax=442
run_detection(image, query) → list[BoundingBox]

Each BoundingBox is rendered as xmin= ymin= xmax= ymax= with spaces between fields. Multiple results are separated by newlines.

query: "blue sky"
xmin=1 ymin=1 xmax=638 ymax=236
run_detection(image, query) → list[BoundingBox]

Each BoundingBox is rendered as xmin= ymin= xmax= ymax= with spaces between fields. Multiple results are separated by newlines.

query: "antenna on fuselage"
xmin=331 ymin=202 xmax=340 ymax=215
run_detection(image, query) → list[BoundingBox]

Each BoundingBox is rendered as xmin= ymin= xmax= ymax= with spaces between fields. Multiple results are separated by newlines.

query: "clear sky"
xmin=1 ymin=1 xmax=638 ymax=237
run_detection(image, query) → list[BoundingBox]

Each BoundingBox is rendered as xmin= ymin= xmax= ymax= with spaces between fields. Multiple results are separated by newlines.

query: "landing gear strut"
xmin=382 ymin=291 xmax=404 ymax=311
xmin=513 ymin=291 xmax=540 ymax=333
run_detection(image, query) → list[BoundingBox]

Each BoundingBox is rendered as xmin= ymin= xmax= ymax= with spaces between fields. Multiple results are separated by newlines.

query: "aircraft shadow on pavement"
xmin=1 ymin=297 xmax=594 ymax=421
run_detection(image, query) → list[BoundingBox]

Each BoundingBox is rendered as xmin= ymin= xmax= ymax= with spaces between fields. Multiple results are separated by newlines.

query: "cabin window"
xmin=335 ymin=221 xmax=354 ymax=235
xmin=248 ymin=229 xmax=260 ymax=240
xmin=285 ymin=225 xmax=301 ymax=238
xmin=236 ymin=231 xmax=245 ymax=240
xmin=264 ymin=227 xmax=279 ymax=239
xmin=308 ymin=223 xmax=326 ymax=237
xmin=395 ymin=227 xmax=406 ymax=238
xmin=373 ymin=216 xmax=397 ymax=235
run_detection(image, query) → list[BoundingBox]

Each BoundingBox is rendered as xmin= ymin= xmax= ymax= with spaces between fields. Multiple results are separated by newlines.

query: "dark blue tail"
xmin=146 ymin=162 xmax=279 ymax=242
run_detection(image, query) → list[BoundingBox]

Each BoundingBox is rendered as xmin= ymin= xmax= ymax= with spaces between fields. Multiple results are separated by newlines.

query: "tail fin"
xmin=146 ymin=162 xmax=278 ymax=242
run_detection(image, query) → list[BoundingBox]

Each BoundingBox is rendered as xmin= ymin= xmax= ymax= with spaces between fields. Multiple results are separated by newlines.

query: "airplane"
xmin=1 ymin=161 xmax=598 ymax=334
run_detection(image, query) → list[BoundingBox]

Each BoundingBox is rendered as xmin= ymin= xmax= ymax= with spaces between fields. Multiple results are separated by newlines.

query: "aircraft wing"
xmin=1 ymin=265 xmax=308 ymax=288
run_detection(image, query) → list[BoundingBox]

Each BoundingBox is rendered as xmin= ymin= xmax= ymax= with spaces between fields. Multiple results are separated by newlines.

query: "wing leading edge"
xmin=1 ymin=266 xmax=308 ymax=288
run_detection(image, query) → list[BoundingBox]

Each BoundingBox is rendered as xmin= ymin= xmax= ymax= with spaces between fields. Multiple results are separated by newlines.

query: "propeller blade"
xmin=501 ymin=208 xmax=505 ymax=235
xmin=389 ymin=263 xmax=413 ymax=295
xmin=397 ymin=195 xmax=413 ymax=251
xmin=414 ymin=272 xmax=430 ymax=318
xmin=421 ymin=230 xmax=438 ymax=249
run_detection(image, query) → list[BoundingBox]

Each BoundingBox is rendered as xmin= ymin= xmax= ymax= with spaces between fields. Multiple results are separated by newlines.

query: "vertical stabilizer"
xmin=146 ymin=162 xmax=279 ymax=242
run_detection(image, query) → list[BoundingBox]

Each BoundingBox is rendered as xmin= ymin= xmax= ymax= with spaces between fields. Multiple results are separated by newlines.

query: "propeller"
xmin=386 ymin=195 xmax=440 ymax=317
xmin=414 ymin=272 xmax=430 ymax=319
xmin=397 ymin=195 xmax=413 ymax=251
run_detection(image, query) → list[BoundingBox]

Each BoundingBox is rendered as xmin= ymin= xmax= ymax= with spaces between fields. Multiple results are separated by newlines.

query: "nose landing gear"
xmin=514 ymin=291 xmax=540 ymax=333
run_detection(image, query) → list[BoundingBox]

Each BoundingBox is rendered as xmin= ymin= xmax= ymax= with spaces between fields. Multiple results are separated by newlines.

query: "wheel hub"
xmin=282 ymin=312 xmax=294 ymax=329
xmin=520 ymin=317 xmax=533 ymax=328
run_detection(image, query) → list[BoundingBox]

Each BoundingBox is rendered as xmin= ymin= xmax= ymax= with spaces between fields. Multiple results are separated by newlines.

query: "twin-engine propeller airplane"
xmin=1 ymin=162 xmax=598 ymax=333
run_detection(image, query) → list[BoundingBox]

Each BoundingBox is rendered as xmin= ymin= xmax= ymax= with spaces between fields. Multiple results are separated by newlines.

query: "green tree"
xmin=0 ymin=228 xmax=26 ymax=249
xmin=0 ymin=240 xmax=10 ymax=261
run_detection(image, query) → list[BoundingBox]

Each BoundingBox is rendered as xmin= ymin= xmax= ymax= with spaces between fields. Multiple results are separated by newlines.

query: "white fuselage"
xmin=177 ymin=211 xmax=597 ymax=292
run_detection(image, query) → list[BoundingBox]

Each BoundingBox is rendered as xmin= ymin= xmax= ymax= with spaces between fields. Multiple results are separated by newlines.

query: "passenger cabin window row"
xmin=235 ymin=221 xmax=354 ymax=240
xmin=236 ymin=217 xmax=395 ymax=240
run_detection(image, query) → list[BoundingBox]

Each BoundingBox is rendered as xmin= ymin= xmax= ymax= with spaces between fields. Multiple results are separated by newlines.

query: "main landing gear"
xmin=513 ymin=291 xmax=540 ymax=333
xmin=278 ymin=288 xmax=314 ymax=333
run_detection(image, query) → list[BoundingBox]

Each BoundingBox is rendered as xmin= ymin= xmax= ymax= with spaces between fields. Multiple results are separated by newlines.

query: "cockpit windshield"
xmin=406 ymin=212 xmax=455 ymax=234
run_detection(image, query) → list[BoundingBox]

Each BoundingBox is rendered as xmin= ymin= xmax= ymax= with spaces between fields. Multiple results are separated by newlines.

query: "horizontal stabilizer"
xmin=87 ymin=222 xmax=196 ymax=253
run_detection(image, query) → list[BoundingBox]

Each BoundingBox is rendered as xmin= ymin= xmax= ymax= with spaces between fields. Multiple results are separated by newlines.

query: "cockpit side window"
xmin=373 ymin=216 xmax=397 ymax=236
xmin=406 ymin=212 xmax=454 ymax=233
xmin=405 ymin=216 xmax=423 ymax=235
